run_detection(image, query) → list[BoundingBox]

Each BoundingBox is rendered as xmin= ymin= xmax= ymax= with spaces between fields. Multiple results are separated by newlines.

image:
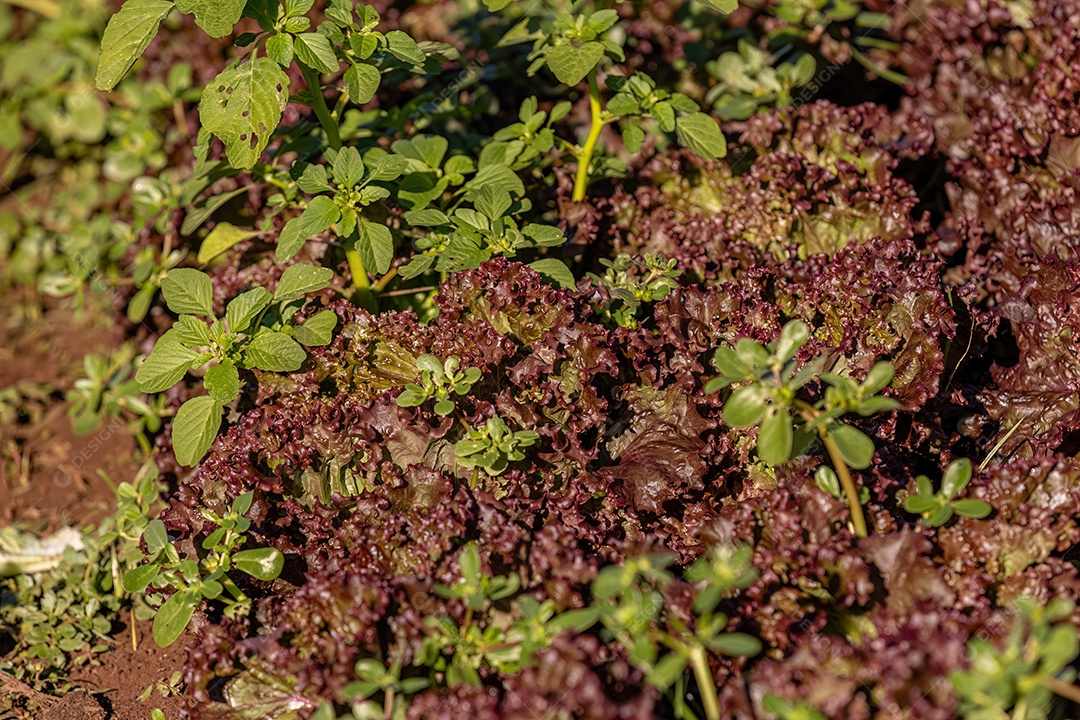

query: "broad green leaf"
xmin=204 ymin=360 xmax=240 ymax=404
xmin=244 ymin=331 xmax=306 ymax=372
xmin=152 ymin=589 xmax=198 ymax=647
xmin=161 ymin=268 xmax=214 ymax=316
xmin=386 ymin=30 xmax=425 ymax=65
xmin=941 ymin=458 xmax=973 ymax=499
xmin=950 ymin=498 xmax=991 ymax=519
xmin=276 ymin=196 xmax=340 ymax=262
xmin=295 ymin=32 xmax=338 ymax=74
xmin=333 ymin=146 xmax=364 ymax=188
xmin=173 ymin=396 xmax=223 ymax=466
xmin=606 ymin=92 xmax=639 ymax=117
xmin=274 ymin=264 xmax=334 ymax=301
xmin=405 ymin=208 xmax=451 ymax=226
xmin=292 ymin=310 xmax=338 ymax=346
xmin=367 ymin=154 xmax=409 ymax=182
xmin=294 ymin=163 xmax=332 ymax=194
xmin=545 ymin=42 xmax=605 ymax=86
xmin=528 ymin=259 xmax=576 ymax=289
xmin=344 ymin=62 xmax=380 ymax=104
xmin=474 ymin=185 xmax=512 ymax=220
xmin=828 ymin=424 xmax=876 ymax=469
xmin=143 ymin=519 xmax=169 ymax=554
xmin=225 ymin=287 xmax=273 ymax=333
xmin=232 ymin=548 xmax=284 ymax=580
xmin=758 ymin=408 xmax=793 ymax=465
xmin=265 ymin=32 xmax=294 ymax=67
xmin=200 ymin=57 xmax=290 ymax=169
xmin=675 ymin=112 xmax=727 ymax=159
xmin=174 ymin=315 xmax=212 ymax=346
xmin=622 ymin=121 xmax=645 ymax=154
xmin=723 ymin=384 xmax=768 ymax=428
xmin=122 ymin=563 xmax=159 ymax=593
xmin=694 ymin=0 xmax=738 ymax=12
xmin=393 ymin=135 xmax=448 ymax=169
xmin=651 ymin=100 xmax=675 ymax=132
xmin=136 ymin=340 xmax=199 ymax=393
xmin=198 ymin=222 xmax=257 ymax=264
xmin=95 ymin=0 xmax=175 ymax=91
xmin=357 ymin=221 xmax=394 ymax=276
xmin=176 ymin=0 xmax=245 ymax=37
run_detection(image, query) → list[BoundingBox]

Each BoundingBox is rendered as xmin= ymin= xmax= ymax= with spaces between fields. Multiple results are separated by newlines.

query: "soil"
xmin=0 ymin=289 xmax=186 ymax=719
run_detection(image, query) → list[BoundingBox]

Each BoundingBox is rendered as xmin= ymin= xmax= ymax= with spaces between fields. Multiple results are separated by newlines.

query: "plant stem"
xmin=821 ymin=432 xmax=869 ymax=538
xmin=571 ymin=71 xmax=604 ymax=203
xmin=794 ymin=400 xmax=869 ymax=538
xmin=1041 ymin=674 xmax=1080 ymax=705
xmin=299 ymin=64 xmax=342 ymax=151
xmin=688 ymin=646 xmax=721 ymax=720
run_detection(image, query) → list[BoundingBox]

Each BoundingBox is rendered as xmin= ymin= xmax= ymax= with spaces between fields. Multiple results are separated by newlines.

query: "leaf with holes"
xmin=200 ymin=58 xmax=290 ymax=169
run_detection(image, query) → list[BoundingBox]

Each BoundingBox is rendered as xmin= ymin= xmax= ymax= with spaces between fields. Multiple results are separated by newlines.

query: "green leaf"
xmin=758 ymin=408 xmax=793 ymax=465
xmin=675 ymin=112 xmax=727 ymax=159
xmin=344 ymin=62 xmax=380 ymax=104
xmin=474 ymin=185 xmax=513 ymax=220
xmin=232 ymin=548 xmax=284 ymax=580
xmin=204 ymin=360 xmax=240 ymax=404
xmin=161 ymin=268 xmax=214 ymax=316
xmin=940 ymin=458 xmax=973 ymax=499
xmin=274 ymin=264 xmax=334 ymax=301
xmin=646 ymin=653 xmax=687 ymax=690
xmin=775 ymin=320 xmax=809 ymax=364
xmin=367 ymin=154 xmax=409 ymax=181
xmin=828 ymin=424 xmax=876 ymax=469
xmin=122 ymin=563 xmax=159 ymax=594
xmin=528 ymin=259 xmax=576 ymax=289
xmin=723 ymin=384 xmax=768 ymax=428
xmin=622 ymin=121 xmax=645 ymax=154
xmin=153 ymin=589 xmax=198 ymax=647
xmin=265 ymin=32 xmax=294 ymax=67
xmin=292 ymin=310 xmax=338 ymax=347
xmin=711 ymin=632 xmax=763 ymax=656
xmin=357 ymin=221 xmax=394 ymax=275
xmin=225 ymin=287 xmax=273 ymax=333
xmin=651 ymin=100 xmax=675 ymax=132
xmin=181 ymin=187 xmax=249 ymax=236
xmin=332 ymin=146 xmax=365 ymax=188
xmin=276 ymin=196 xmax=340 ymax=262
xmin=95 ymin=0 xmax=175 ymax=91
xmin=861 ymin=361 xmax=894 ymax=395
xmin=545 ymin=42 xmax=605 ymax=86
xmin=295 ymin=33 xmax=338 ymax=74
xmin=198 ymin=222 xmax=257 ymax=264
xmin=244 ymin=331 xmax=307 ymax=372
xmin=175 ymin=316 xmax=212 ymax=346
xmin=903 ymin=494 xmax=937 ymax=514
xmin=815 ymin=465 xmax=841 ymax=498
xmin=136 ymin=340 xmax=199 ymax=393
xmin=144 ymin=519 xmax=169 ymax=554
xmin=607 ymin=92 xmax=639 ymax=117
xmin=172 ymin=396 xmax=223 ymax=466
xmin=176 ymin=0 xmax=246 ymax=37
xmin=405 ymin=208 xmax=451 ymax=226
xmin=199 ymin=57 xmax=290 ymax=169
xmin=693 ymin=0 xmax=738 ymax=12
xmin=950 ymin=498 xmax=991 ymax=520
xmin=386 ymin=30 xmax=425 ymax=65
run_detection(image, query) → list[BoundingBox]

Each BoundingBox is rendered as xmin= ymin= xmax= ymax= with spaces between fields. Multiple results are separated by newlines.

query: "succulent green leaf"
xmin=950 ymin=498 xmax=992 ymax=519
xmin=723 ymin=384 xmax=768 ymax=428
xmin=829 ymin=424 xmax=876 ymax=469
xmin=776 ymin=320 xmax=809 ymax=364
xmin=152 ymin=589 xmax=199 ymax=647
xmin=232 ymin=548 xmax=285 ymax=581
xmin=941 ymin=458 xmax=973 ymax=499
xmin=758 ymin=407 xmax=793 ymax=465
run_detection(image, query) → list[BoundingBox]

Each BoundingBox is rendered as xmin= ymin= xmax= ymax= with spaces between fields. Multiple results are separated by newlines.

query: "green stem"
xmin=688 ymin=646 xmax=720 ymax=720
xmin=571 ymin=71 xmax=605 ymax=203
xmin=1041 ymin=674 xmax=1080 ymax=706
xmin=299 ymin=63 xmax=342 ymax=150
xmin=821 ymin=432 xmax=869 ymax=538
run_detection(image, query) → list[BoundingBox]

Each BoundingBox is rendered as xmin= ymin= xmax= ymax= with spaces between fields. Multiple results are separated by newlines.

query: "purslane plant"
xmin=903 ymin=458 xmax=992 ymax=528
xmin=707 ymin=320 xmax=900 ymax=537
xmin=134 ymin=266 xmax=338 ymax=465
xmin=395 ymin=354 xmax=482 ymax=416
xmin=122 ymin=492 xmax=284 ymax=647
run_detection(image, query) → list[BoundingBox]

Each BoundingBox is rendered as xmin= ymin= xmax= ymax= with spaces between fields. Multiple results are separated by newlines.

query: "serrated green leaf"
xmin=204 ymin=360 xmax=240 ymax=404
xmin=176 ymin=0 xmax=245 ymax=37
xmin=172 ymin=396 xmax=223 ymax=466
xmin=199 ymin=57 xmax=290 ymax=169
xmin=675 ymin=112 xmax=727 ymax=159
xmin=136 ymin=340 xmax=199 ymax=393
xmin=244 ymin=331 xmax=307 ymax=372
xmin=274 ymin=264 xmax=334 ymax=301
xmin=232 ymin=548 xmax=284 ymax=580
xmin=528 ymin=259 xmax=576 ymax=289
xmin=344 ymin=62 xmax=380 ymax=104
xmin=292 ymin=309 xmax=338 ymax=346
xmin=174 ymin=316 xmax=212 ymax=346
xmin=225 ymin=287 xmax=273 ymax=334
xmin=545 ymin=42 xmax=605 ymax=86
xmin=295 ymin=32 xmax=338 ymax=74
xmin=276 ymin=196 xmax=340 ymax=262
xmin=357 ymin=221 xmax=394 ymax=275
xmin=265 ymin=32 xmax=294 ymax=67
xmin=198 ymin=222 xmax=257 ymax=264
xmin=95 ymin=0 xmax=175 ymax=91
xmin=333 ymin=146 xmax=365 ymax=188
xmin=161 ymin=268 xmax=214 ymax=316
